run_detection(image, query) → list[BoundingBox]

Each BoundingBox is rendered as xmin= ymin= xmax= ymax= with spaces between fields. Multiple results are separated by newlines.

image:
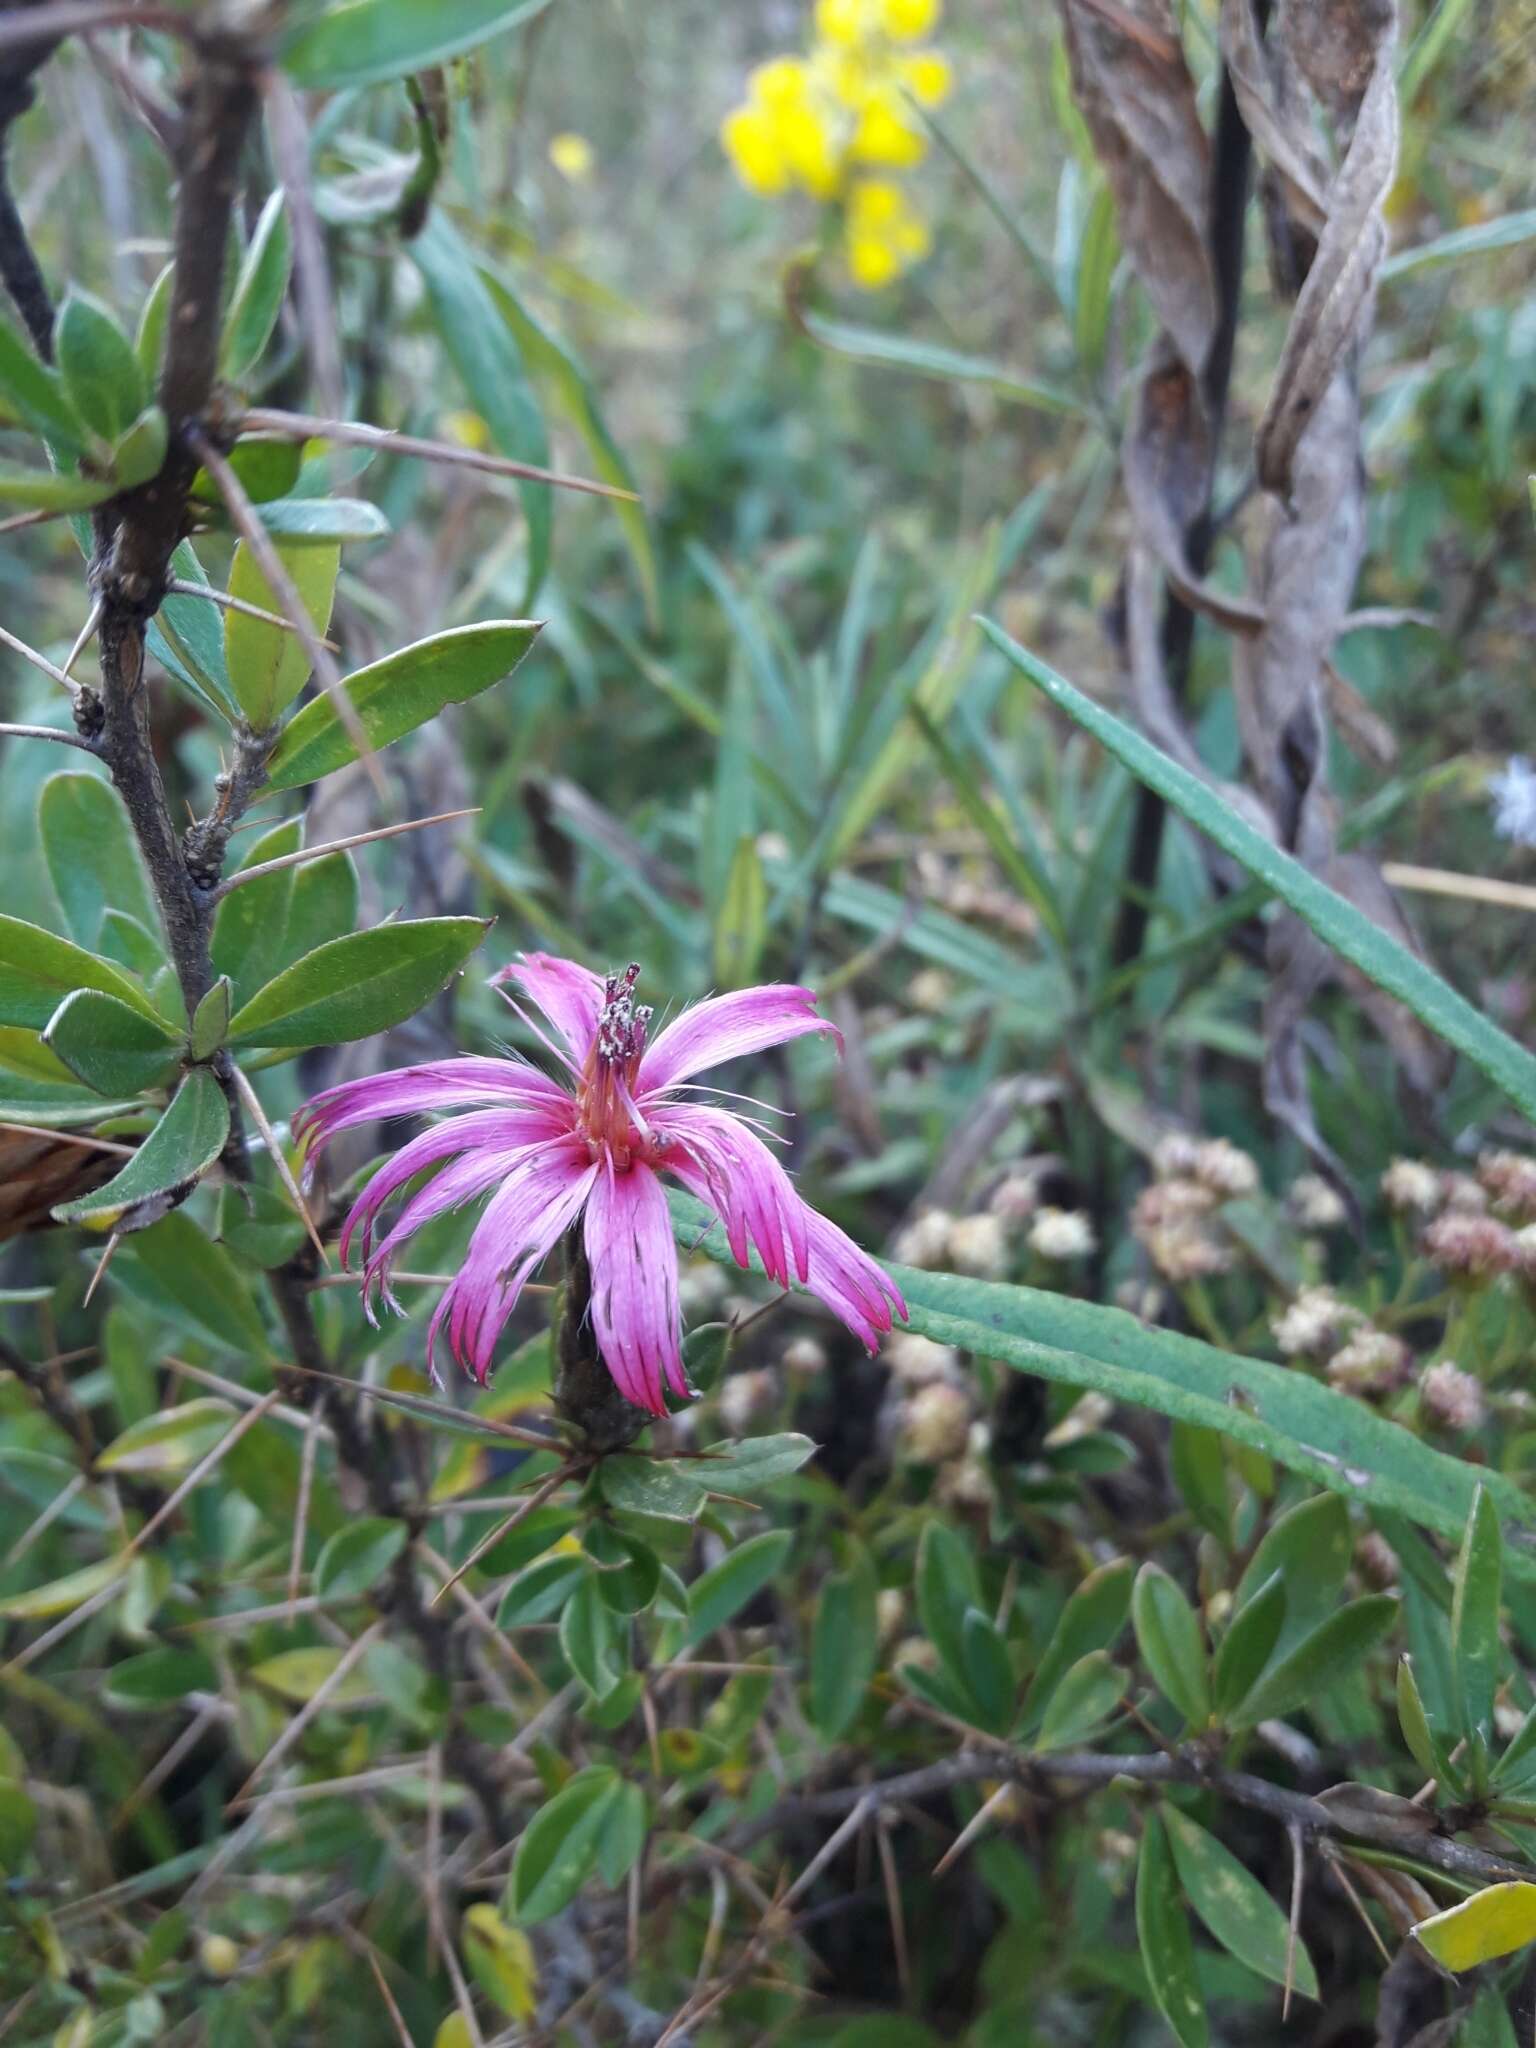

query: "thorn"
xmin=61 ymin=598 xmax=103 ymax=680
xmin=167 ymin=577 xmax=342 ymax=651
xmin=212 ymin=808 xmax=480 ymax=900
xmin=84 ymin=1230 xmax=123 ymax=1306
xmin=0 ymin=621 xmax=80 ymax=697
xmin=1284 ymin=1821 xmax=1304 ymax=2021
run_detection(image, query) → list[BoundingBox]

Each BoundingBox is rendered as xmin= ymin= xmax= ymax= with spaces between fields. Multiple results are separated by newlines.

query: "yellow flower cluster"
xmin=720 ymin=0 xmax=952 ymax=290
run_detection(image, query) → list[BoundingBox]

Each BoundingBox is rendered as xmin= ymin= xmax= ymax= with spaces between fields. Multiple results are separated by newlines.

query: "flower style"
xmin=295 ymin=957 xmax=907 ymax=1415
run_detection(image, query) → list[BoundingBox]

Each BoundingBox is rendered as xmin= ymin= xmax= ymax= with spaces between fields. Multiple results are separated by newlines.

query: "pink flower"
xmin=295 ymin=955 xmax=906 ymax=1414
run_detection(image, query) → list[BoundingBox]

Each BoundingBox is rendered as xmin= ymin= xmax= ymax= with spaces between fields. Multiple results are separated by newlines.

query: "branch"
xmin=0 ymin=719 xmax=98 ymax=750
xmin=719 ymin=1745 xmax=1533 ymax=1892
xmin=0 ymin=4 xmax=199 ymax=56
xmin=0 ymin=2 xmax=61 ymax=354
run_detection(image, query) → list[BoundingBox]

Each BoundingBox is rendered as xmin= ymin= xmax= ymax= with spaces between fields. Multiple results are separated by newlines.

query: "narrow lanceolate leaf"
xmin=262 ymin=623 xmax=541 ymax=790
xmin=1136 ymin=1813 xmax=1208 ymax=2048
xmin=188 ymin=978 xmax=232 ymax=1063
xmin=1413 ymin=1884 xmax=1536 ymax=1972
xmin=1398 ymin=1657 xmax=1458 ymax=1789
xmin=810 ymin=1556 xmax=879 ymax=1740
xmin=222 ymin=191 xmax=292 ymax=384
xmin=151 ymin=540 xmax=239 ymax=722
xmin=110 ymin=407 xmax=167 ymax=490
xmin=1034 ymin=1650 xmax=1125 ymax=1752
xmin=39 ymin=770 xmax=158 ymax=948
xmin=1233 ymin=1494 xmax=1351 ymax=1657
xmin=0 ymin=1555 xmax=127 ymax=1621
xmin=224 ymin=537 xmax=339 ymax=729
xmin=979 ymin=619 xmax=1536 ymax=1124
xmin=52 ymin=1068 xmax=228 ymax=1230
xmin=96 ymin=1399 xmax=235 ymax=1476
xmin=211 ymin=819 xmax=301 ymax=1010
xmin=1162 ymin=1805 xmax=1319 ymax=1998
xmin=1212 ymin=1573 xmax=1286 ymax=1721
xmin=1021 ymin=1558 xmax=1133 ymax=1734
xmin=226 ymin=918 xmax=490 ymax=1050
xmin=793 ymin=299 xmax=1089 ymax=417
xmin=1453 ymin=1486 xmax=1503 ymax=1743
xmin=0 ymin=314 xmax=83 ymax=450
xmin=281 ymin=0 xmax=554 ymax=91
xmin=685 ymin=1529 xmax=791 ymax=1647
xmin=1132 ymin=1564 xmax=1210 ymax=1729
xmin=0 ymin=463 xmax=114 ymax=509
xmin=0 ymin=913 xmax=165 ymax=1030
xmin=669 ymin=1192 xmax=1536 ymax=1570
xmin=507 ymin=1765 xmax=619 ymax=1926
xmin=43 ymin=987 xmax=181 ymax=1098
xmin=1232 ymin=1596 xmax=1399 ymax=1729
xmin=53 ymin=289 xmax=144 ymax=442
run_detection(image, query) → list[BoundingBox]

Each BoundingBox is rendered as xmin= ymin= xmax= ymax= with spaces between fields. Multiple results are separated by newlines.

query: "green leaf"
xmin=693 ymin=1434 xmax=818 ymax=1494
xmin=282 ymin=0 xmax=554 ymax=90
xmin=1035 ymin=1649 xmax=1124 ymax=1752
xmin=1382 ymin=207 xmax=1536 ymax=280
xmin=114 ymin=1209 xmax=269 ymax=1356
xmin=53 ymin=1069 xmax=228 ymax=1230
xmin=54 ymin=289 xmax=144 ymax=441
xmin=0 ymin=911 xmax=165 ymax=1030
xmin=215 ymin=1182 xmax=305 ymax=1270
xmin=0 ymin=1555 xmax=126 ymax=1621
xmin=559 ymin=1576 xmax=623 ymax=1697
xmin=262 ymin=621 xmax=540 ymax=790
xmin=222 ymin=191 xmax=292 ymax=383
xmin=1132 ymin=1564 xmax=1210 ymax=1729
xmin=412 ymin=216 xmax=550 ymax=605
xmin=134 ymin=262 xmax=174 ymax=383
xmin=479 ymin=263 xmax=657 ymax=625
xmin=0 ymin=462 xmax=113 ymax=509
xmin=1233 ymin=1596 xmax=1399 ymax=1728
xmin=1162 ymin=1805 xmax=1318 ymax=1998
xmin=1136 ymin=1812 xmax=1208 ymax=2048
xmin=685 ymin=1529 xmax=791 ymax=1646
xmin=713 ymin=835 xmax=767 ymax=990
xmin=1169 ymin=1423 xmax=1231 ymax=1548
xmin=191 ymin=438 xmax=305 ymax=507
xmin=1413 ymin=1883 xmax=1536 ymax=1971
xmin=596 ymin=1780 xmax=648 ymax=1888
xmin=810 ymin=1554 xmax=879 ymax=1740
xmin=961 ymin=1609 xmax=1017 ymax=1734
xmin=1399 ymin=1656 xmax=1457 ymax=1788
xmin=0 ymin=1781 xmax=36 ymax=1874
xmin=111 ymin=406 xmax=168 ymax=490
xmin=227 ymin=917 xmax=488 ymax=1050
xmin=39 ymin=770 xmax=158 ymax=948
xmin=507 ymin=1764 xmax=619 ymax=1926
xmin=794 ymin=300 xmax=1088 ymax=417
xmin=211 ymin=820 xmax=301 ymax=1009
xmin=980 ymin=619 xmax=1536 ymax=1124
xmin=314 ymin=1518 xmax=407 ymax=1600
xmin=43 ymin=987 xmax=181 ymax=1098
xmin=224 ymin=538 xmax=339 ymax=729
xmin=1454 ymin=1486 xmax=1503 ymax=1744
xmin=150 ymin=541 xmax=239 ymax=722
xmin=1213 ymin=1573 xmax=1286 ymax=1721
xmin=497 ymin=1552 xmax=590 ymax=1626
xmin=1233 ymin=1495 xmax=1352 ymax=1656
xmin=247 ymin=495 xmax=390 ymax=544
xmin=585 ymin=1524 xmax=660 ymax=1616
xmin=188 ymin=977 xmax=232 ymax=1062
xmin=96 ymin=1398 xmax=234 ymax=1475
xmin=279 ymin=849 xmax=360 ymax=972
xmin=598 ymin=1454 xmax=707 ymax=1523
xmin=105 ymin=1648 xmax=218 ymax=1704
xmin=1021 ymin=1558 xmax=1133 ymax=1733
xmin=460 ymin=1904 xmax=537 ymax=2021
xmin=0 ymin=313 xmax=83 ymax=449
xmin=916 ymin=1519 xmax=980 ymax=1699
xmin=1072 ymin=180 xmax=1119 ymax=372
xmin=249 ymin=1646 xmax=373 ymax=1706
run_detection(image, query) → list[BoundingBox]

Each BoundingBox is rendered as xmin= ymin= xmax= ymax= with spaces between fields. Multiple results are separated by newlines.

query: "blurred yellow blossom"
xmin=720 ymin=0 xmax=951 ymax=288
xmin=846 ymin=177 xmax=930 ymax=288
xmin=548 ymin=131 xmax=594 ymax=182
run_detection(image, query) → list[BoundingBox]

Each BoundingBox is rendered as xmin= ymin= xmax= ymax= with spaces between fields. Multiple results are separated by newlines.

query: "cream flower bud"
xmin=948 ymin=1212 xmax=1010 ymax=1277
xmin=1381 ymin=1158 xmax=1442 ymax=1214
xmin=892 ymin=1209 xmax=954 ymax=1269
xmin=883 ymin=1331 xmax=960 ymax=1385
xmin=901 ymin=1380 xmax=973 ymax=1463
xmin=1419 ymin=1359 xmax=1485 ymax=1433
xmin=1028 ymin=1207 xmax=1096 ymax=1260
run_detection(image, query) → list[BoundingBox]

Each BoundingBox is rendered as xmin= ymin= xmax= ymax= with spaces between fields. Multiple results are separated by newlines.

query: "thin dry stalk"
xmin=240 ymin=406 xmax=640 ymax=502
xmin=213 ymin=807 xmax=479 ymax=898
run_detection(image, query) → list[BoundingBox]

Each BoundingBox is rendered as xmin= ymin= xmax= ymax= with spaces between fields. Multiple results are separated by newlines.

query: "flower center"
xmin=577 ymin=963 xmax=655 ymax=1169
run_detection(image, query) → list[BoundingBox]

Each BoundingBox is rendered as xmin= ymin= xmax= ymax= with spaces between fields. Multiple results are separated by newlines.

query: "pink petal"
xmin=296 ymin=1056 xmax=570 ymax=1156
xmin=668 ymin=1134 xmax=905 ymax=1351
xmin=491 ymin=953 xmax=607 ymax=1065
xmin=432 ymin=1144 xmax=597 ymax=1385
xmin=336 ymin=1108 xmax=571 ymax=1268
xmin=584 ymin=1162 xmax=688 ymax=1417
xmin=637 ymin=984 xmax=839 ymax=1097
xmin=360 ymin=1144 xmax=532 ymax=1316
xmin=653 ymin=1102 xmax=809 ymax=1287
